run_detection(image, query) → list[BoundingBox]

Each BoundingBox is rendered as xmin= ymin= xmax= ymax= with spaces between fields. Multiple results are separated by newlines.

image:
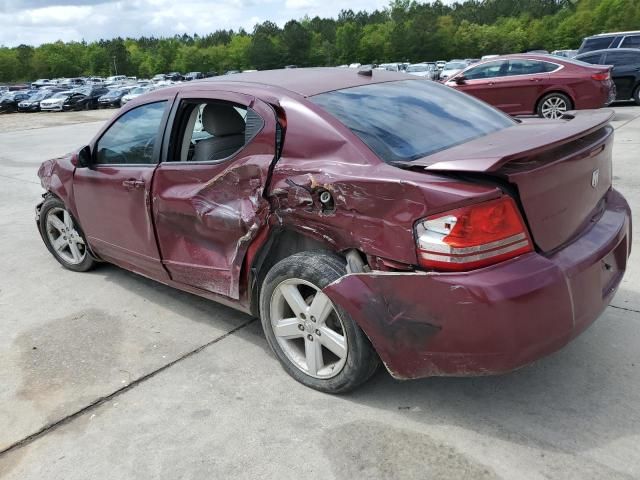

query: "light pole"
xmin=113 ymin=56 xmax=118 ymax=75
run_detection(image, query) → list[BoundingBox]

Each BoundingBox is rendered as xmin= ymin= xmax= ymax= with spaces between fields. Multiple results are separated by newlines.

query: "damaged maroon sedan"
xmin=36 ymin=69 xmax=631 ymax=393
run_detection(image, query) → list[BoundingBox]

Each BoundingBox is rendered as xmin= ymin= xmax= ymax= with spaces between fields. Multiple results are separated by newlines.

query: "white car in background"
xmin=31 ymin=79 xmax=53 ymax=88
xmin=406 ymin=63 xmax=437 ymax=79
xmin=439 ymin=61 xmax=469 ymax=81
xmin=105 ymin=75 xmax=126 ymax=87
xmin=120 ymin=85 xmax=155 ymax=106
xmin=378 ymin=63 xmax=403 ymax=72
xmin=86 ymin=77 xmax=104 ymax=85
xmin=39 ymin=91 xmax=73 ymax=111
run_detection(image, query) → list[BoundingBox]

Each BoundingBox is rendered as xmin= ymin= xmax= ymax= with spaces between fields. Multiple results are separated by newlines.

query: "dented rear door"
xmin=152 ymin=90 xmax=276 ymax=299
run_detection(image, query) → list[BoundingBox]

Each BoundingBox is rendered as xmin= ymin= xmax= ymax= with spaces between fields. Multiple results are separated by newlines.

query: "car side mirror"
xmin=455 ymin=75 xmax=466 ymax=84
xmin=76 ymin=145 xmax=92 ymax=168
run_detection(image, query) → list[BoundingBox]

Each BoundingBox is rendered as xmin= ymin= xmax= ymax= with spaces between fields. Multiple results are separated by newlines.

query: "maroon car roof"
xmin=185 ymin=67 xmax=414 ymax=97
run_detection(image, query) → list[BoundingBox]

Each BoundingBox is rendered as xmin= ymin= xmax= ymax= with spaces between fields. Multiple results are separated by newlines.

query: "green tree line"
xmin=0 ymin=0 xmax=639 ymax=82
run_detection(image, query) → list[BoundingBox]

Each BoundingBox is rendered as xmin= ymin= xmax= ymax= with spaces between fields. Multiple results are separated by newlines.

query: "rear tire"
xmin=259 ymin=251 xmax=378 ymax=393
xmin=537 ymin=92 xmax=572 ymax=119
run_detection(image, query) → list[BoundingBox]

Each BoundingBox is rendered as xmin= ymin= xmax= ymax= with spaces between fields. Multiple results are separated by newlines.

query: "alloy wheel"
xmin=269 ymin=278 xmax=348 ymax=379
xmin=45 ymin=207 xmax=87 ymax=265
xmin=540 ymin=96 xmax=568 ymax=119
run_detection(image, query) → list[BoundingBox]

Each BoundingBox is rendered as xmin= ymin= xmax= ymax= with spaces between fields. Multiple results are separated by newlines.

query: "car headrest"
xmin=202 ymin=104 xmax=245 ymax=137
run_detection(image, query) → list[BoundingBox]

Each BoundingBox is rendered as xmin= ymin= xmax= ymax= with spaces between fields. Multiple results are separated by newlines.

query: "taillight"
xmin=591 ymin=72 xmax=610 ymax=81
xmin=415 ymin=197 xmax=533 ymax=271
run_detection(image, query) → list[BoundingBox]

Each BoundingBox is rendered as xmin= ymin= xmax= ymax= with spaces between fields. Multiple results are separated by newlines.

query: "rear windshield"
xmin=555 ymin=55 xmax=600 ymax=68
xmin=311 ymin=80 xmax=515 ymax=163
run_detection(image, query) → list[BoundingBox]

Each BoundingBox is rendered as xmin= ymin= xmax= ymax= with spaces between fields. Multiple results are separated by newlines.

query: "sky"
xmin=0 ymin=0 xmax=405 ymax=47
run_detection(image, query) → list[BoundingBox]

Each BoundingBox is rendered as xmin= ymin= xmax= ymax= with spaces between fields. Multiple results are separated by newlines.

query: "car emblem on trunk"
xmin=591 ymin=169 xmax=599 ymax=188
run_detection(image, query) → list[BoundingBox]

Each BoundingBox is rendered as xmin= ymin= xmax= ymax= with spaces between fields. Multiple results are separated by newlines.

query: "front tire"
xmin=38 ymin=196 xmax=96 ymax=272
xmin=259 ymin=251 xmax=378 ymax=393
xmin=537 ymin=92 xmax=572 ymax=119
xmin=633 ymin=85 xmax=640 ymax=106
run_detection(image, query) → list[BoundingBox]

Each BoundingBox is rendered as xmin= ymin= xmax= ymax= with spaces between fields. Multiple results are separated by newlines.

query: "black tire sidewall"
xmin=259 ymin=251 xmax=378 ymax=393
xmin=39 ymin=196 xmax=95 ymax=272
xmin=537 ymin=92 xmax=572 ymax=118
xmin=633 ymin=85 xmax=640 ymax=106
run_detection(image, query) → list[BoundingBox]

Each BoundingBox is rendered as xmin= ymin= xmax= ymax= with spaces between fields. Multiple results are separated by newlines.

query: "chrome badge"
xmin=591 ymin=169 xmax=600 ymax=189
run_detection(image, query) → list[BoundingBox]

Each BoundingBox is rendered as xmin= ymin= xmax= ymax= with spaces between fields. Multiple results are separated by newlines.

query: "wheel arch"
xmin=247 ymin=227 xmax=365 ymax=316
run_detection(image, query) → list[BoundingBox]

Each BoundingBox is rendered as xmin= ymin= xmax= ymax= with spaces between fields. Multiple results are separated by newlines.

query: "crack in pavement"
xmin=613 ymin=113 xmax=640 ymax=131
xmin=0 ymin=173 xmax=40 ymax=185
xmin=609 ymin=304 xmax=640 ymax=314
xmin=0 ymin=317 xmax=257 ymax=458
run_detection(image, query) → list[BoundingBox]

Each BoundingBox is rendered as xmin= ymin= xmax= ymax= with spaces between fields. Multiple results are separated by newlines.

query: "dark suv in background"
xmin=578 ymin=31 xmax=640 ymax=54
xmin=62 ymin=86 xmax=109 ymax=110
xmin=576 ymin=48 xmax=640 ymax=104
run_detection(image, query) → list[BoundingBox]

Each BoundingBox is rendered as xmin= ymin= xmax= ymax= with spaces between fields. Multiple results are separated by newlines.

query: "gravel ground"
xmin=0 ymin=109 xmax=115 ymax=133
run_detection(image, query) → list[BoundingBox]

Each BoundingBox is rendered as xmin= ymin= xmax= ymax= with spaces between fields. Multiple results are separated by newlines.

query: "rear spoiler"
xmin=422 ymin=109 xmax=615 ymax=173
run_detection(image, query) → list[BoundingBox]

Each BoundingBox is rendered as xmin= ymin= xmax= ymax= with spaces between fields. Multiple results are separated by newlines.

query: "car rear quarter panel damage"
xmin=322 ymin=189 xmax=630 ymax=379
xmin=266 ymin=97 xmax=502 ymax=267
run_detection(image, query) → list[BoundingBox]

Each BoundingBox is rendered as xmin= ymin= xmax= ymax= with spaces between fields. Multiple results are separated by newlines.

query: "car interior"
xmin=173 ymin=101 xmax=264 ymax=162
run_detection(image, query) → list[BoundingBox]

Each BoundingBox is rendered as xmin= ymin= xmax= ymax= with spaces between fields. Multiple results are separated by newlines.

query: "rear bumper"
xmin=324 ymin=189 xmax=631 ymax=379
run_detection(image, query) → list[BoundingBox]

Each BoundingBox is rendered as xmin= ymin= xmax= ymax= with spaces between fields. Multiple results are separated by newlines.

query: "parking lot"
xmin=0 ymin=105 xmax=639 ymax=479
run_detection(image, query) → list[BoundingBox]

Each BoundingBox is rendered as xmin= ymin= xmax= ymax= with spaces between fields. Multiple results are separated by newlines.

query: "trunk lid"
xmin=416 ymin=110 xmax=615 ymax=252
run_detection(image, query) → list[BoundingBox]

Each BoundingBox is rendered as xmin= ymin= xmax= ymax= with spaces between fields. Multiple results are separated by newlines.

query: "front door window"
xmin=96 ymin=101 xmax=166 ymax=165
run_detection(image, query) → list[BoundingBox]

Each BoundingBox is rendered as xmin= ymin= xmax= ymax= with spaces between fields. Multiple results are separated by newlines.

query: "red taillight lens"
xmin=415 ymin=197 xmax=533 ymax=271
xmin=591 ymin=72 xmax=610 ymax=81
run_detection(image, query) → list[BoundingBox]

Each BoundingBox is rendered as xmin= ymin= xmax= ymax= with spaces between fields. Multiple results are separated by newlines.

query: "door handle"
xmin=122 ymin=179 xmax=145 ymax=189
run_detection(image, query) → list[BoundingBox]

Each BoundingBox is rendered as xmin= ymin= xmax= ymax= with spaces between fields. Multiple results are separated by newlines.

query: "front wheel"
xmin=259 ymin=251 xmax=378 ymax=393
xmin=38 ymin=196 xmax=96 ymax=272
xmin=633 ymin=85 xmax=640 ymax=106
xmin=537 ymin=92 xmax=572 ymax=119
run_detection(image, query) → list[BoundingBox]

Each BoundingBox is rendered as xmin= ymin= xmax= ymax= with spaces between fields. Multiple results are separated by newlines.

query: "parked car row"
xmin=0 ymin=77 xmax=182 ymax=113
xmin=4 ymin=29 xmax=640 ymax=118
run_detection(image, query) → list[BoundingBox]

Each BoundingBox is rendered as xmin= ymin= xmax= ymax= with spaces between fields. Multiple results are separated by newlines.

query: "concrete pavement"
xmin=0 ymin=106 xmax=639 ymax=479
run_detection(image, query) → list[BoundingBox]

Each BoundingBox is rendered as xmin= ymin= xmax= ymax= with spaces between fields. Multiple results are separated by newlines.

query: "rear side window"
xmin=580 ymin=36 xmax=614 ymax=53
xmin=541 ymin=61 xmax=560 ymax=72
xmin=620 ymin=35 xmax=640 ymax=48
xmin=575 ymin=53 xmax=603 ymax=64
xmin=605 ymin=51 xmax=640 ymax=65
xmin=311 ymin=80 xmax=515 ymax=164
xmin=506 ymin=60 xmax=559 ymax=75
xmin=168 ymin=101 xmax=264 ymax=163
